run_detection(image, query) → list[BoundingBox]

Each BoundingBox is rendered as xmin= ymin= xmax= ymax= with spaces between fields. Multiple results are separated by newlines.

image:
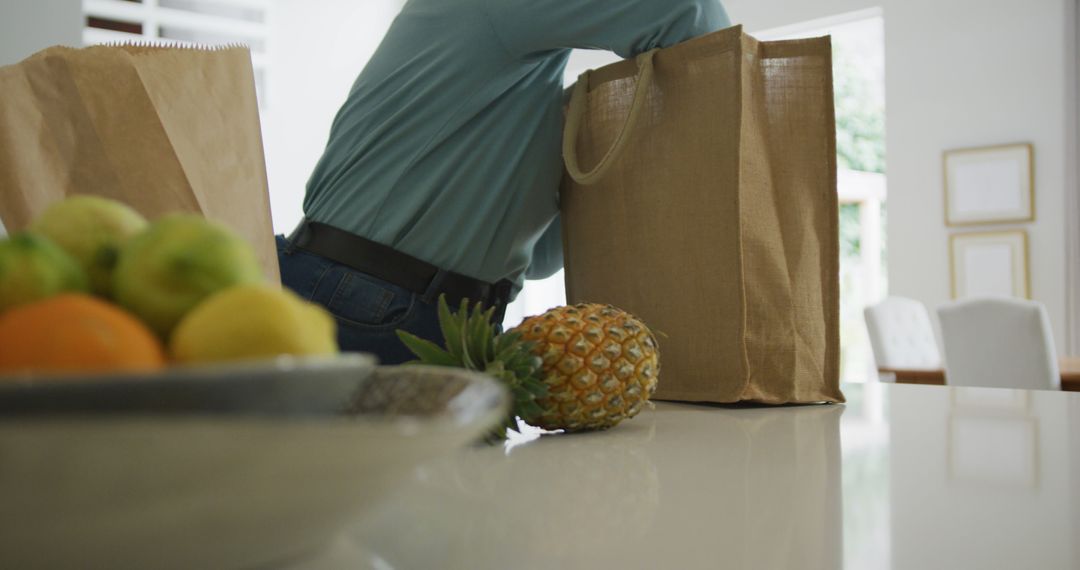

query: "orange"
xmin=0 ymin=293 xmax=166 ymax=377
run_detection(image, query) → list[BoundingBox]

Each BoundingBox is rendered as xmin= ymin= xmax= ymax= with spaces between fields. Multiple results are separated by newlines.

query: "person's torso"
xmin=303 ymin=0 xmax=568 ymax=286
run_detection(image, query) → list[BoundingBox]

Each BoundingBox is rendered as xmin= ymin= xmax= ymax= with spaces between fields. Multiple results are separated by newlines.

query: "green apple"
xmin=112 ymin=214 xmax=264 ymax=337
xmin=30 ymin=195 xmax=148 ymax=297
xmin=0 ymin=233 xmax=88 ymax=312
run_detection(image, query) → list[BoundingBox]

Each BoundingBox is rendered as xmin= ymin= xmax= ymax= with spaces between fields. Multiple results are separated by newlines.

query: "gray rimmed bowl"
xmin=0 ymin=356 xmax=508 ymax=570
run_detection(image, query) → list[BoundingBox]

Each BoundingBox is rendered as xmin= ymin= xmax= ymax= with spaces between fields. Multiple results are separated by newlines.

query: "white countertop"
xmin=295 ymin=382 xmax=1080 ymax=570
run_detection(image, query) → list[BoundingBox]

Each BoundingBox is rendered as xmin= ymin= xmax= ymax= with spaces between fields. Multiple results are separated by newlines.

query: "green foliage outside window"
xmin=834 ymin=46 xmax=885 ymax=175
xmin=833 ymin=44 xmax=887 ymax=382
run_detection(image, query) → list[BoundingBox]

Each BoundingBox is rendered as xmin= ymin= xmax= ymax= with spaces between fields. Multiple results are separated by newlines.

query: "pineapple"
xmin=512 ymin=304 xmax=659 ymax=431
xmin=396 ymin=296 xmax=548 ymax=441
xmin=396 ymin=297 xmax=659 ymax=437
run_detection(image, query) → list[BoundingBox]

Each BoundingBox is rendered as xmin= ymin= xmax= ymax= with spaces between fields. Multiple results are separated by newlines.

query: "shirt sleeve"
xmin=483 ymin=0 xmax=730 ymax=60
xmin=524 ymin=214 xmax=564 ymax=280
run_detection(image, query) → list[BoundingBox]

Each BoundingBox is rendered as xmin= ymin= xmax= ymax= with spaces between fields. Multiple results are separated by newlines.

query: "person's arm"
xmin=483 ymin=0 xmax=730 ymax=60
xmin=525 ymin=214 xmax=563 ymax=280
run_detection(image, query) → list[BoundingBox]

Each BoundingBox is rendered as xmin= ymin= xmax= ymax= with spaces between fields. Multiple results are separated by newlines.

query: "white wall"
xmin=0 ymin=0 xmax=82 ymax=66
xmin=724 ymin=0 xmax=1078 ymax=354
xmin=262 ymin=0 xmax=405 ymax=235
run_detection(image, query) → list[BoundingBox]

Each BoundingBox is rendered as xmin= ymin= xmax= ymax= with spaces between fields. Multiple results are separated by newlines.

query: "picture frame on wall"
xmin=944 ymin=143 xmax=1034 ymax=226
xmin=949 ymin=230 xmax=1030 ymax=299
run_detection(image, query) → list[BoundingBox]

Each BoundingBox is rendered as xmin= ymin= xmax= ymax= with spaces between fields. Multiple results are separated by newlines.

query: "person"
xmin=278 ymin=0 xmax=730 ymax=364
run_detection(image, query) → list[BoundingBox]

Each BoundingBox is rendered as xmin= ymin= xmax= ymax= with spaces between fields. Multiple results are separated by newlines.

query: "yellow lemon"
xmin=30 ymin=196 xmax=148 ymax=297
xmin=170 ymin=284 xmax=338 ymax=364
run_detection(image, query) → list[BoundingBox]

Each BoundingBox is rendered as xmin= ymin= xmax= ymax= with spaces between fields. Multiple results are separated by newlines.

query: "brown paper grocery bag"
xmin=561 ymin=26 xmax=843 ymax=404
xmin=0 ymin=44 xmax=278 ymax=280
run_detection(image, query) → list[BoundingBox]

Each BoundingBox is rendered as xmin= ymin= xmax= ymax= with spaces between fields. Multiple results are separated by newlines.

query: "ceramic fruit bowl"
xmin=0 ymin=356 xmax=508 ymax=570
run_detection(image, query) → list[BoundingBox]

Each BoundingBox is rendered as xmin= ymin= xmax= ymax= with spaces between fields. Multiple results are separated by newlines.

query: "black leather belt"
xmin=287 ymin=219 xmax=512 ymax=322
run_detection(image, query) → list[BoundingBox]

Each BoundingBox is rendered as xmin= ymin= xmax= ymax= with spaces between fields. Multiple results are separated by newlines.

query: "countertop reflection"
xmin=294 ymin=383 xmax=1080 ymax=570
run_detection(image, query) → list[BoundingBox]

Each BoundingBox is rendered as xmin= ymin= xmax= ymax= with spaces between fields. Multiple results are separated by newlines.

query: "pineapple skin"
xmin=512 ymin=304 xmax=659 ymax=431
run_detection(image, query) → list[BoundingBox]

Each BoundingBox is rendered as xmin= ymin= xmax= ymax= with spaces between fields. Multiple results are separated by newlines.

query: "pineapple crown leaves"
xmin=395 ymin=295 xmax=548 ymax=441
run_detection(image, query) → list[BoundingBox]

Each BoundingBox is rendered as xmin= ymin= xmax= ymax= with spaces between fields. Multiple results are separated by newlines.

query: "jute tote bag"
xmin=561 ymin=25 xmax=843 ymax=404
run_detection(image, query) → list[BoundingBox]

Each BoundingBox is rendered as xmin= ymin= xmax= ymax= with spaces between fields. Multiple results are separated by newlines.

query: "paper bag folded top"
xmin=0 ymin=44 xmax=278 ymax=280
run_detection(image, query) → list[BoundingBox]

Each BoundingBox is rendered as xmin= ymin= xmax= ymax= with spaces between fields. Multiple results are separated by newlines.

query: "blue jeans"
xmin=276 ymin=235 xmax=444 ymax=365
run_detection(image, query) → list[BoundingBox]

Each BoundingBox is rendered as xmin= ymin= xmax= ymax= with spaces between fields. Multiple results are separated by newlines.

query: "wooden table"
xmin=883 ymin=356 xmax=1080 ymax=391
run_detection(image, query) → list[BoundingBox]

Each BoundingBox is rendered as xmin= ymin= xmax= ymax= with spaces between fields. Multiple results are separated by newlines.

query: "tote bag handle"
xmin=562 ymin=48 xmax=657 ymax=186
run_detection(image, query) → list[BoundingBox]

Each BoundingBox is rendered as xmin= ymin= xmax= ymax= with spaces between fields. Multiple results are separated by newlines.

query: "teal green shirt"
xmin=303 ymin=0 xmax=729 ymax=296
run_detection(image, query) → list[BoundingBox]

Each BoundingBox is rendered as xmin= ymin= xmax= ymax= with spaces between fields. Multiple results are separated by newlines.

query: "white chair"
xmin=937 ymin=298 xmax=1060 ymax=390
xmin=864 ymin=297 xmax=942 ymax=373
